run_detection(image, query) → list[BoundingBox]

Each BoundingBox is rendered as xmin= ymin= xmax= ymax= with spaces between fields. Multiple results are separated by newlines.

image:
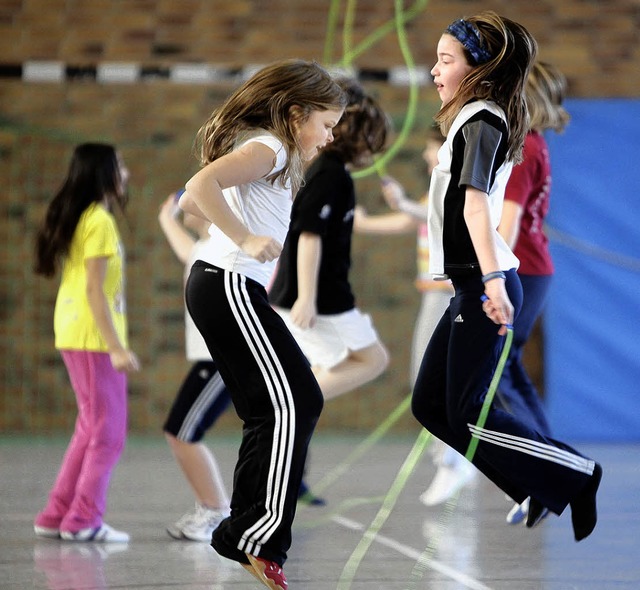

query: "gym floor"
xmin=1 ymin=434 xmax=638 ymax=589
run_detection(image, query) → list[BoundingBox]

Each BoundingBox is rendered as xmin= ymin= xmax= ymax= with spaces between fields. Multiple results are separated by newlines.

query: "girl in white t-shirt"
xmin=178 ymin=59 xmax=346 ymax=589
xmin=158 ymin=192 xmax=231 ymax=542
xmin=159 ymin=191 xmax=324 ymax=545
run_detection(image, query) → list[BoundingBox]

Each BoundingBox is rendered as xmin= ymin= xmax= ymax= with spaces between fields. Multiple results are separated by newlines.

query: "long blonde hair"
xmin=434 ymin=11 xmax=538 ymax=164
xmin=527 ymin=61 xmax=570 ymax=133
xmin=195 ymin=59 xmax=347 ymax=191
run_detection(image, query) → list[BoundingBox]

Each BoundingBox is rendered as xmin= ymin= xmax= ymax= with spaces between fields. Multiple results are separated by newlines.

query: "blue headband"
xmin=446 ymin=19 xmax=492 ymax=65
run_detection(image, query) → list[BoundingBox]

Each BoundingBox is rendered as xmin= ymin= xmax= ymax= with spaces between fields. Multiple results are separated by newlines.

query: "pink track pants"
xmin=34 ymin=350 xmax=127 ymax=533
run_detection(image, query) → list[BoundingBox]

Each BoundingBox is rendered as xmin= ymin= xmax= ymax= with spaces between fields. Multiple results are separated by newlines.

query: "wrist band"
xmin=481 ymin=271 xmax=506 ymax=283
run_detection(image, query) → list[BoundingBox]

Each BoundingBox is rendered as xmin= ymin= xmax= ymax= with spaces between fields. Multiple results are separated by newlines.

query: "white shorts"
xmin=274 ymin=307 xmax=380 ymax=370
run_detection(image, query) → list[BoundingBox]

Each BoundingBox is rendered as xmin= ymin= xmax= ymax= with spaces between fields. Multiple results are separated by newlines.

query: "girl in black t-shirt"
xmin=270 ymin=77 xmax=391 ymax=400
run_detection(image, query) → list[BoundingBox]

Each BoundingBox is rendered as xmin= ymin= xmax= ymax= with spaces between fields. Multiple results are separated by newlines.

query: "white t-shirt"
xmin=198 ymin=131 xmax=290 ymax=287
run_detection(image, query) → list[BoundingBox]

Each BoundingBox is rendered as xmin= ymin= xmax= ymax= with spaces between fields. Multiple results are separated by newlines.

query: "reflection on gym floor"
xmin=2 ymin=436 xmax=638 ymax=590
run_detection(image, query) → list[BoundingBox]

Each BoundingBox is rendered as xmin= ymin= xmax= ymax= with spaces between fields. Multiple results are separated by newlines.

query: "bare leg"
xmin=313 ymin=341 xmax=389 ymax=401
xmin=165 ymin=433 xmax=230 ymax=511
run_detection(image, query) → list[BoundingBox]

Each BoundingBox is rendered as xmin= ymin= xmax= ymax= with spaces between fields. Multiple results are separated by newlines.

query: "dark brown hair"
xmin=34 ymin=143 xmax=126 ymax=277
xmin=323 ymin=77 xmax=390 ymax=166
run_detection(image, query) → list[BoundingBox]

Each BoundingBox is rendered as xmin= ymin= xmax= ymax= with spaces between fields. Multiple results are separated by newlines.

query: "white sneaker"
xmin=60 ymin=523 xmax=130 ymax=543
xmin=166 ymin=505 xmax=198 ymax=539
xmin=506 ymin=497 xmax=530 ymax=525
xmin=167 ymin=503 xmax=228 ymax=542
xmin=420 ymin=463 xmax=476 ymax=507
xmin=34 ymin=525 xmax=60 ymax=539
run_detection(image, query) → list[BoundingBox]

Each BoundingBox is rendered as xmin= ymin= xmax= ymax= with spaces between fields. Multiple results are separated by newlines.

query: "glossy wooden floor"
xmin=1 ymin=434 xmax=638 ymax=589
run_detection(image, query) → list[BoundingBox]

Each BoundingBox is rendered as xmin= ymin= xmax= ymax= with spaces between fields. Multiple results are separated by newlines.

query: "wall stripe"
xmin=0 ymin=61 xmax=432 ymax=86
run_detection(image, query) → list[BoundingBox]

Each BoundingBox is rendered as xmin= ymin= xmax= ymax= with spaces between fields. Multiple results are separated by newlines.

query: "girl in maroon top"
xmin=498 ymin=61 xmax=571 ymax=524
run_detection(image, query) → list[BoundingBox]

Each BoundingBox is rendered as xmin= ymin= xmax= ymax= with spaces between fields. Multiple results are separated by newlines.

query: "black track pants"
xmin=186 ymin=261 xmax=324 ymax=566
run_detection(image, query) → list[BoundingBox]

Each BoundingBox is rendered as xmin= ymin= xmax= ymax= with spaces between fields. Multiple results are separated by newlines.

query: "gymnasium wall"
xmin=545 ymin=99 xmax=640 ymax=442
xmin=1 ymin=0 xmax=638 ymax=436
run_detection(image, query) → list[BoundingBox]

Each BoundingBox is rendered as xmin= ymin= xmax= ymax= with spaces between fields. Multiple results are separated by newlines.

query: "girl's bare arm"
xmin=290 ymin=232 xmax=322 ymax=329
xmin=180 ymin=142 xmax=282 ymax=262
xmin=464 ymin=187 xmax=513 ymax=333
xmin=85 ymin=256 xmax=140 ymax=372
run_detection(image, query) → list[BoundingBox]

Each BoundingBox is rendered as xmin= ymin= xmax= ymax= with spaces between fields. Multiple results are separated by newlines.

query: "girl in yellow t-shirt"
xmin=33 ymin=143 xmax=139 ymax=543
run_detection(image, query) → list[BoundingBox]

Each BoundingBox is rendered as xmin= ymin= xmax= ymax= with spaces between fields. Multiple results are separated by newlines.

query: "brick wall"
xmin=1 ymin=0 xmax=637 ymax=433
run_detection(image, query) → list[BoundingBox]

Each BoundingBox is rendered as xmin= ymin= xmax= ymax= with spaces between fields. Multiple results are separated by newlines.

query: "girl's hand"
xmin=381 ymin=176 xmax=405 ymax=210
xmin=481 ymin=280 xmax=514 ymax=336
xmin=353 ymin=205 xmax=368 ymax=224
xmin=290 ymin=298 xmax=316 ymax=329
xmin=239 ymin=234 xmax=282 ymax=263
xmin=110 ymin=348 xmax=141 ymax=373
xmin=159 ymin=193 xmax=181 ymax=223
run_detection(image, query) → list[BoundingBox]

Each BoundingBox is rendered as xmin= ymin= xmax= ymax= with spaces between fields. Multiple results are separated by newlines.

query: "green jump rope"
xmin=338 ymin=322 xmax=514 ymax=590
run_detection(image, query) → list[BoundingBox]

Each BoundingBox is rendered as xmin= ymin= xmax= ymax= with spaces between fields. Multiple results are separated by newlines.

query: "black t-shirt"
xmin=444 ymin=109 xmax=509 ymax=276
xmin=269 ymin=152 xmax=356 ymax=314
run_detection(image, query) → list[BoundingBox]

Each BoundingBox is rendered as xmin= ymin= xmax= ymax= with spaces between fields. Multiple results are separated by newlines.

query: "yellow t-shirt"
xmin=54 ymin=202 xmax=128 ymax=351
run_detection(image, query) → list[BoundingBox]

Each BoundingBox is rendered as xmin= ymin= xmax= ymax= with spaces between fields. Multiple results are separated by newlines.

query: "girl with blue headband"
xmin=412 ymin=11 xmax=602 ymax=542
